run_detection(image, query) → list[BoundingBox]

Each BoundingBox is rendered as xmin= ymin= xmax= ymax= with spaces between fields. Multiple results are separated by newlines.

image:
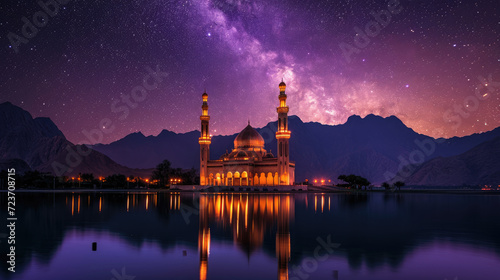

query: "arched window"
xmin=227 ymin=172 xmax=233 ymax=186
xmin=259 ymin=173 xmax=266 ymax=185
xmin=216 ymin=173 xmax=221 ymax=186
xmin=234 ymin=172 xmax=241 ymax=186
xmin=242 ymin=172 xmax=248 ymax=186
xmin=267 ymin=172 xmax=273 ymax=185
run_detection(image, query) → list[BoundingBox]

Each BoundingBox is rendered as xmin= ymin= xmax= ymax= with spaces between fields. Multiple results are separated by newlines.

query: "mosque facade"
xmin=199 ymin=81 xmax=295 ymax=186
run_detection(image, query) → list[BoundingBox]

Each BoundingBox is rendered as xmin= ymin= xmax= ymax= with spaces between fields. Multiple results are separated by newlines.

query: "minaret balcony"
xmin=199 ymin=137 xmax=212 ymax=144
xmin=277 ymin=107 xmax=289 ymax=114
xmin=276 ymin=131 xmax=291 ymax=139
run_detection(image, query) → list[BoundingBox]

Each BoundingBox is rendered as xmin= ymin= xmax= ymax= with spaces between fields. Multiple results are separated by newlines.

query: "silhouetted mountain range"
xmin=1 ymin=102 xmax=499 ymax=185
xmin=0 ymin=102 xmax=151 ymax=177
xmin=403 ymin=136 xmax=500 ymax=186
xmin=2 ymin=192 xmax=500 ymax=278
xmin=91 ymin=113 xmax=500 ymax=185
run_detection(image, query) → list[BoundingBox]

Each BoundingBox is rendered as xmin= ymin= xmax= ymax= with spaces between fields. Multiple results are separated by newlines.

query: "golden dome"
xmin=234 ymin=124 xmax=265 ymax=149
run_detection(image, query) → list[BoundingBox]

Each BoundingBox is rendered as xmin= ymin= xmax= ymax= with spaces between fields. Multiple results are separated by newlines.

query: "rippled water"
xmin=1 ymin=192 xmax=500 ymax=280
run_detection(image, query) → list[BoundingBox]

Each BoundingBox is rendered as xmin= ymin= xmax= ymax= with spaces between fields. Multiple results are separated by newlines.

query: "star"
xmin=0 ymin=0 xmax=497 ymax=141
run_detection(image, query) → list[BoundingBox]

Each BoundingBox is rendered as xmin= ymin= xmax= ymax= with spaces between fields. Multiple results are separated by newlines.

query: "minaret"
xmin=276 ymin=80 xmax=291 ymax=185
xmin=199 ymin=196 xmax=210 ymax=280
xmin=199 ymin=91 xmax=211 ymax=186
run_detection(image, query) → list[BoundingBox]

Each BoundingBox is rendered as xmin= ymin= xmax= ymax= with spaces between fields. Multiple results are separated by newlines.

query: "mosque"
xmin=199 ymin=81 xmax=295 ymax=187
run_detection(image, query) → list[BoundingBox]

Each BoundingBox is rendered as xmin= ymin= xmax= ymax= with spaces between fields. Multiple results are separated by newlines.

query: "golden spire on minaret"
xmin=279 ymin=78 xmax=286 ymax=92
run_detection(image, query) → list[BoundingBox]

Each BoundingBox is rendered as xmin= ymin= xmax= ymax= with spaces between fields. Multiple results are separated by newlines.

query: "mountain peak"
xmin=345 ymin=114 xmax=406 ymax=127
xmin=0 ymin=101 xmax=14 ymax=106
xmin=346 ymin=115 xmax=362 ymax=123
xmin=0 ymin=101 xmax=63 ymax=138
xmin=288 ymin=115 xmax=303 ymax=123
xmin=364 ymin=114 xmax=379 ymax=119
xmin=126 ymin=131 xmax=146 ymax=138
xmin=0 ymin=101 xmax=31 ymax=116
xmin=386 ymin=114 xmax=403 ymax=122
xmin=158 ymin=129 xmax=175 ymax=137
xmin=34 ymin=117 xmax=64 ymax=138
xmin=363 ymin=114 xmax=402 ymax=123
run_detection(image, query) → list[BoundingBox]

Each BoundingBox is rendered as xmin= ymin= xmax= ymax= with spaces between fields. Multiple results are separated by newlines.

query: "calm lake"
xmin=1 ymin=192 xmax=500 ymax=280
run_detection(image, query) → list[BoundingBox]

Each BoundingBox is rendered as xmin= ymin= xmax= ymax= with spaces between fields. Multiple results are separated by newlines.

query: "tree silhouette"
xmin=338 ymin=174 xmax=371 ymax=190
xmin=152 ymin=160 xmax=172 ymax=187
xmin=81 ymin=173 xmax=94 ymax=182
xmin=394 ymin=181 xmax=405 ymax=191
xmin=105 ymin=174 xmax=127 ymax=188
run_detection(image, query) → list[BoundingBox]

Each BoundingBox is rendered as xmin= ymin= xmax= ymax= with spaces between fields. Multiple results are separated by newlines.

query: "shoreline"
xmin=1 ymin=188 xmax=499 ymax=195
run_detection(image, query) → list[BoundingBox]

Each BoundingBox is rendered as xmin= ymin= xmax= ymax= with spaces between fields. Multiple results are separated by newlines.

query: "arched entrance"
xmin=267 ymin=172 xmax=273 ymax=185
xmin=234 ymin=172 xmax=241 ymax=186
xmin=242 ymin=171 xmax=248 ymax=186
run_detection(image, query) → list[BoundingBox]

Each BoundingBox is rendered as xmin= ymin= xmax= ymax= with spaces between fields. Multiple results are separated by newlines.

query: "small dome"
xmin=219 ymin=151 xmax=229 ymax=160
xmin=236 ymin=151 xmax=248 ymax=158
xmin=227 ymin=149 xmax=250 ymax=159
xmin=234 ymin=124 xmax=265 ymax=149
xmin=279 ymin=80 xmax=286 ymax=91
xmin=264 ymin=151 xmax=274 ymax=158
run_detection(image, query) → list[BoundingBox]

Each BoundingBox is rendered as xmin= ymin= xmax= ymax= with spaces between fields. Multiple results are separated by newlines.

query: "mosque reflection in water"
xmin=195 ymin=194 xmax=294 ymax=280
xmin=17 ymin=190 xmax=500 ymax=280
xmin=61 ymin=191 xmax=335 ymax=280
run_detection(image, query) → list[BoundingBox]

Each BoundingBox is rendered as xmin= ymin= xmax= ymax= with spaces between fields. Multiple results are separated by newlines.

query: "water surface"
xmin=1 ymin=192 xmax=500 ymax=280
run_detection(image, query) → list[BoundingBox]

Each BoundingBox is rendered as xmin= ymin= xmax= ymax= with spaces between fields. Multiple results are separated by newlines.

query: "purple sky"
xmin=1 ymin=0 xmax=499 ymax=144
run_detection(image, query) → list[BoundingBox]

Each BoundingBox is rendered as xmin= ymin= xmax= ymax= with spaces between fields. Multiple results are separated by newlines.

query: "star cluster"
xmin=0 ymin=0 xmax=499 ymax=144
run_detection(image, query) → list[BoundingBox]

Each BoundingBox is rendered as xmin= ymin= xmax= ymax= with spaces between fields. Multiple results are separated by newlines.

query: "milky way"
xmin=1 ymin=0 xmax=499 ymax=144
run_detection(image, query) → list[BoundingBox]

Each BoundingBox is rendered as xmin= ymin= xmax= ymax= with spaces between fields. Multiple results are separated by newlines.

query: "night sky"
xmin=1 ymin=0 xmax=499 ymax=144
